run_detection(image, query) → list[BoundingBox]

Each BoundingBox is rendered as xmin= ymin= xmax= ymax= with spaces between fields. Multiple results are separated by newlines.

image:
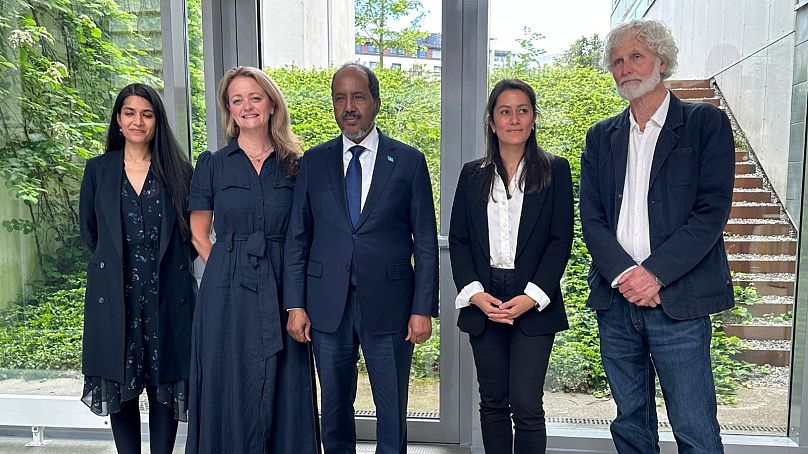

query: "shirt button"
xmin=258 ymin=196 xmax=263 ymax=201
xmin=98 ymin=297 xmax=105 ymax=304
xmin=180 ymin=264 xmax=188 ymax=271
xmin=99 ymin=261 xmax=105 ymax=269
xmin=242 ymin=181 xmax=247 ymax=185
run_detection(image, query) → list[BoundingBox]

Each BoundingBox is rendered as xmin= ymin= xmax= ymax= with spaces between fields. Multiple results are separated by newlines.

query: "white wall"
xmin=261 ymin=0 xmax=355 ymax=69
xmin=642 ymin=0 xmax=795 ymax=202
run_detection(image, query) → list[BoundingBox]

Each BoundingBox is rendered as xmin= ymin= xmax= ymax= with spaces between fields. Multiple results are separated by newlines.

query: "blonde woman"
xmin=185 ymin=66 xmax=319 ymax=453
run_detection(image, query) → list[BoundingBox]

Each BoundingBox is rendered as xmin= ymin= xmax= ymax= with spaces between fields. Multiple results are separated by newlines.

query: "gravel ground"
xmin=751 ymin=366 xmax=791 ymax=388
xmin=727 ymin=253 xmax=796 ymax=261
xmin=741 ymin=339 xmax=791 ymax=350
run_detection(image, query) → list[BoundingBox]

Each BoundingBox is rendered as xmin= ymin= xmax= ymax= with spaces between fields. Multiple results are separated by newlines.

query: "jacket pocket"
xmin=307 ymin=260 xmax=323 ymax=278
xmin=666 ymin=147 xmax=697 ymax=186
xmin=387 ymin=262 xmax=413 ymax=280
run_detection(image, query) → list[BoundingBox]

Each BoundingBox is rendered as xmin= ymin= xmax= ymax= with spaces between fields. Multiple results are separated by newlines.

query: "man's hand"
xmin=496 ymin=295 xmax=537 ymax=321
xmin=287 ymin=309 xmax=312 ymax=343
xmin=618 ymin=266 xmax=661 ymax=307
xmin=405 ymin=314 xmax=432 ymax=344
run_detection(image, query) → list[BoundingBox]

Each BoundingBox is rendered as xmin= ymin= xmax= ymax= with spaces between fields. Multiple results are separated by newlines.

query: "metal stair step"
xmin=733 ymin=190 xmax=771 ymax=203
xmin=728 ymin=255 xmax=796 ymax=274
xmin=665 ymin=79 xmax=711 ymax=89
xmin=734 ymin=175 xmax=764 ymax=189
xmin=735 ymin=349 xmax=790 ymax=367
xmin=725 ymin=237 xmax=796 ymax=255
xmin=729 ymin=203 xmax=780 ymax=219
xmin=682 ymin=97 xmax=720 ymax=106
xmin=725 ymin=221 xmax=790 ymax=236
xmin=725 ymin=324 xmax=791 ymax=340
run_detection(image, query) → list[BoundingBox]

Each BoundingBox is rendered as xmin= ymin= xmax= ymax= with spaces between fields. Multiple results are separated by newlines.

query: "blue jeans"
xmin=596 ymin=294 xmax=723 ymax=454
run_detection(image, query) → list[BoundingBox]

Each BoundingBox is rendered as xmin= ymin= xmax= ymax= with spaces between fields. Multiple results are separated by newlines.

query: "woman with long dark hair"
xmin=185 ymin=66 xmax=319 ymax=453
xmin=79 ymin=83 xmax=196 ymax=453
xmin=449 ymin=78 xmax=574 ymax=453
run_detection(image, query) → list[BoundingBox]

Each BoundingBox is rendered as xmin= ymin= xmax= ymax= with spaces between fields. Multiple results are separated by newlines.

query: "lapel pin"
xmin=387 ymin=155 xmax=394 ymax=162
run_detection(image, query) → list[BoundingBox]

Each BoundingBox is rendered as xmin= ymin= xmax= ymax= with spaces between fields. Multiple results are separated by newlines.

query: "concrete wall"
xmin=261 ymin=0 xmax=355 ymax=68
xmin=638 ymin=0 xmax=796 ymax=208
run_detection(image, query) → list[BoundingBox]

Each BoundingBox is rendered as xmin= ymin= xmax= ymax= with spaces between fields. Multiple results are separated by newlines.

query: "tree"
xmin=558 ymin=34 xmax=605 ymax=71
xmin=510 ymin=26 xmax=546 ymax=72
xmin=355 ymin=0 xmax=428 ymax=67
xmin=0 ymin=0 xmax=154 ymax=277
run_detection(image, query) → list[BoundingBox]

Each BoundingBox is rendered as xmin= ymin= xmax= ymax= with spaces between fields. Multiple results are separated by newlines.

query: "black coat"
xmin=79 ymin=149 xmax=196 ymax=384
xmin=580 ymin=94 xmax=735 ymax=319
xmin=449 ymin=155 xmax=574 ymax=336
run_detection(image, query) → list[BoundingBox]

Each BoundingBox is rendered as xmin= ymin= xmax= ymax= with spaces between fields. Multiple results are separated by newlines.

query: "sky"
xmin=416 ymin=0 xmax=612 ymax=56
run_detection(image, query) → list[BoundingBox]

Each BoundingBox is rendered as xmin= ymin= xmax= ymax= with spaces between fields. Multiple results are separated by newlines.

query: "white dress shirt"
xmin=612 ymin=91 xmax=670 ymax=287
xmin=341 ymin=128 xmax=379 ymax=210
xmin=455 ymin=160 xmax=550 ymax=311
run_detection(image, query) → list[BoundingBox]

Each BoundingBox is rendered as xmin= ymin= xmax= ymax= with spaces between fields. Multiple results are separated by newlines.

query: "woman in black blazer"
xmin=79 ymin=83 xmax=196 ymax=454
xmin=449 ymin=78 xmax=573 ymax=453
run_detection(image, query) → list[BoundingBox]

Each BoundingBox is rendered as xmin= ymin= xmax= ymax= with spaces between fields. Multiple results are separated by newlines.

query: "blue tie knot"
xmin=349 ymin=145 xmax=365 ymax=158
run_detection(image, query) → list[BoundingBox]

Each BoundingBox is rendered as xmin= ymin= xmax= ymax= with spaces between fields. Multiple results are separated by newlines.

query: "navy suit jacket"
xmin=449 ymin=155 xmax=573 ymax=336
xmin=580 ymin=93 xmax=735 ymax=320
xmin=79 ymin=150 xmax=197 ymax=383
xmin=284 ymin=130 xmax=438 ymax=334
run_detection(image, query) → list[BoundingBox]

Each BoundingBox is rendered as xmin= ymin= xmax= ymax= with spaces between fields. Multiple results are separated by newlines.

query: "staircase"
xmin=666 ymin=79 xmax=796 ymax=367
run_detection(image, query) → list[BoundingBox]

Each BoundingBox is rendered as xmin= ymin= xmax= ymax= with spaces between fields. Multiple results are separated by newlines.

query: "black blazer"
xmin=449 ymin=155 xmax=573 ymax=336
xmin=79 ymin=149 xmax=197 ymax=383
xmin=284 ymin=130 xmax=438 ymax=335
xmin=580 ymin=94 xmax=735 ymax=319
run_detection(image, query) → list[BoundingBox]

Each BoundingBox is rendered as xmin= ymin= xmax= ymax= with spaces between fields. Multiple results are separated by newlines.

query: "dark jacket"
xmin=580 ymin=93 xmax=735 ymax=319
xmin=79 ymin=149 xmax=196 ymax=383
xmin=449 ymin=155 xmax=574 ymax=336
xmin=283 ymin=131 xmax=439 ymax=335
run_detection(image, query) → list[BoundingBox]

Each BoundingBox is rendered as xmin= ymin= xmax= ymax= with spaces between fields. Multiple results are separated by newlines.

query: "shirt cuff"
xmin=286 ymin=308 xmax=304 ymax=312
xmin=611 ymin=265 xmax=638 ymax=288
xmin=455 ymin=281 xmax=484 ymax=309
xmin=524 ymin=282 xmax=551 ymax=312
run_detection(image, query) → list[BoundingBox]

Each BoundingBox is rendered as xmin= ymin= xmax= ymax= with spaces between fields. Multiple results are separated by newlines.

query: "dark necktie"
xmin=345 ymin=145 xmax=365 ymax=229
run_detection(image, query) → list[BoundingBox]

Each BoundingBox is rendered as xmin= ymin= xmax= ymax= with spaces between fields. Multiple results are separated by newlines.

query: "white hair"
xmin=602 ymin=19 xmax=679 ymax=79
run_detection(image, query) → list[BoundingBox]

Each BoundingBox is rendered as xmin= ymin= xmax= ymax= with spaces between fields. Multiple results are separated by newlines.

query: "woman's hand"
xmin=496 ymin=295 xmax=537 ymax=322
xmin=469 ymin=292 xmax=511 ymax=324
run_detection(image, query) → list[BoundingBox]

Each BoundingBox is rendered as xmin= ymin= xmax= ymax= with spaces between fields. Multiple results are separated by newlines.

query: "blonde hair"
xmin=217 ymin=66 xmax=301 ymax=174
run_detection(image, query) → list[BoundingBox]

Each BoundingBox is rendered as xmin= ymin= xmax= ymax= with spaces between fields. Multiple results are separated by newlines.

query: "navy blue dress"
xmin=186 ymin=140 xmax=319 ymax=454
xmin=82 ymin=170 xmax=187 ymax=420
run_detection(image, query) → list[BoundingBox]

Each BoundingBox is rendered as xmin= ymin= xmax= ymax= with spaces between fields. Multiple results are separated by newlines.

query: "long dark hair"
xmin=479 ymin=78 xmax=552 ymax=200
xmin=105 ymin=83 xmax=194 ymax=240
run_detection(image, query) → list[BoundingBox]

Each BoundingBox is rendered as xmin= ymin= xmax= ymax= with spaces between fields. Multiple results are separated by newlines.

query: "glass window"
xmin=0 ymin=0 xmax=194 ymax=419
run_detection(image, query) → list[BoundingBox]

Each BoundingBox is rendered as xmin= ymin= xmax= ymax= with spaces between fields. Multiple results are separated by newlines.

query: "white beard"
xmin=617 ymin=59 xmax=662 ymax=101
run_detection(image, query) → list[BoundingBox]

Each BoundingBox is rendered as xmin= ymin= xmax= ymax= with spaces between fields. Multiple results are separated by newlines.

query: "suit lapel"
xmin=325 ymin=135 xmax=353 ymax=228
xmin=468 ymin=166 xmax=490 ymax=260
xmin=609 ymin=108 xmax=631 ymax=228
xmin=515 ymin=183 xmax=549 ymax=261
xmin=649 ymin=94 xmax=683 ymax=188
xmin=98 ymin=150 xmax=124 ymax=259
xmin=355 ymin=132 xmax=397 ymax=230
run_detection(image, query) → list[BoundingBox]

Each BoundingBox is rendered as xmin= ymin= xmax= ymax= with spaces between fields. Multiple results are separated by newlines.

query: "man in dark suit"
xmin=580 ymin=20 xmax=734 ymax=453
xmin=284 ymin=62 xmax=438 ymax=454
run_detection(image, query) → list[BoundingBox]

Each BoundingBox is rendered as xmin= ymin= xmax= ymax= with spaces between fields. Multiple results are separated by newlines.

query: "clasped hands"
xmin=469 ymin=292 xmax=535 ymax=325
xmin=617 ymin=266 xmax=662 ymax=307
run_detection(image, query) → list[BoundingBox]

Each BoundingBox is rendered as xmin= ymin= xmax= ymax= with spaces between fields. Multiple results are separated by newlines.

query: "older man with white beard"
xmin=580 ymin=20 xmax=735 ymax=454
